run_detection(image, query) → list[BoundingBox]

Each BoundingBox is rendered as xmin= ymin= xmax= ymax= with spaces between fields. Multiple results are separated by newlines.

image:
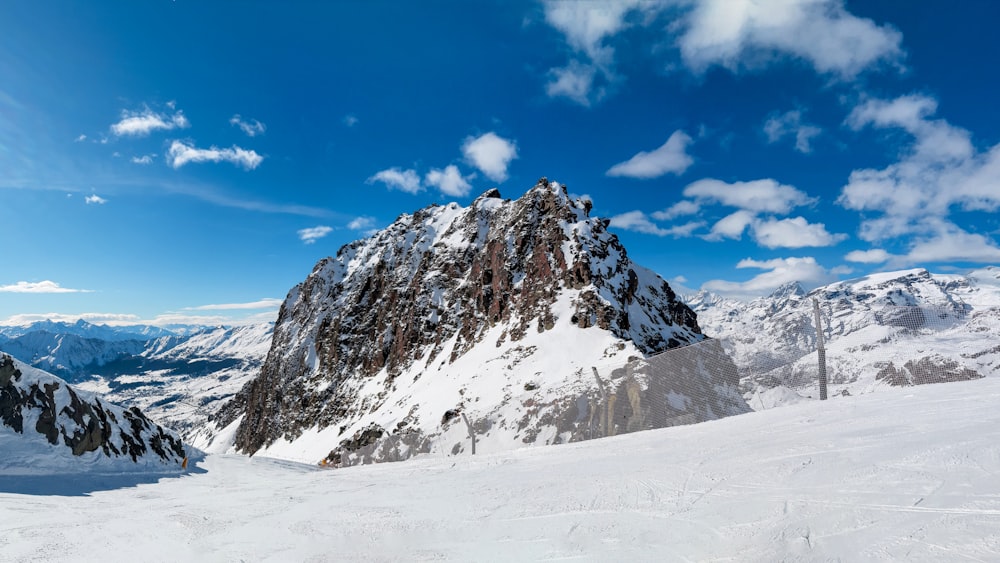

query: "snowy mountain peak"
xmin=769 ymin=281 xmax=806 ymax=300
xmin=218 ymin=178 xmax=745 ymax=465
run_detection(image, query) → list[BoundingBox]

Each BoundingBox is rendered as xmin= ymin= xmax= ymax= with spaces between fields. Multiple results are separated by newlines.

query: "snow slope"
xmin=2 ymin=377 xmax=998 ymax=561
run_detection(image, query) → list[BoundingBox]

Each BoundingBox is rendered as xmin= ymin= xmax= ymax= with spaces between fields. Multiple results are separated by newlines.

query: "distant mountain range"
xmin=0 ymin=319 xmax=197 ymax=342
xmin=687 ymin=267 xmax=1000 ymax=405
xmin=0 ymin=320 xmax=275 ymax=441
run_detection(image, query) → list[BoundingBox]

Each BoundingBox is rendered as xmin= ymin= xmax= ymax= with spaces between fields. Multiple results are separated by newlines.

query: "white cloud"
xmin=0 ymin=280 xmax=92 ymax=293
xmin=130 ymin=154 xmax=154 ymax=165
xmin=751 ymin=216 xmax=847 ymax=248
xmin=902 ymin=228 xmax=1000 ymax=265
xmin=541 ymin=0 xmax=657 ymax=105
xmin=166 ymin=140 xmax=264 ymax=170
xmin=763 ymin=110 xmax=822 ymax=153
xmin=678 ymin=0 xmax=903 ymax=78
xmin=347 ymin=216 xmax=376 ymax=231
xmin=702 ymin=256 xmax=835 ymax=299
xmin=75 ymin=134 xmax=87 ymax=142
xmin=343 ymin=114 xmax=359 ymax=127
xmin=425 ymin=165 xmax=473 ymax=197
xmin=705 ymin=209 xmax=756 ymax=241
xmin=610 ymin=211 xmax=705 ymax=237
xmin=541 ymin=0 xmax=902 ymax=106
xmin=185 ymin=298 xmax=283 ymax=311
xmin=651 ymin=200 xmax=700 ymax=221
xmin=684 ymin=178 xmax=814 ymax=214
xmin=111 ymin=107 xmax=190 ymax=137
xmin=839 ymin=94 xmax=1000 ymax=265
xmin=297 ymin=225 xmax=332 ymax=245
xmin=545 ymin=61 xmax=601 ymax=107
xmin=462 ymin=132 xmax=518 ymax=183
xmin=230 ymin=115 xmax=266 ymax=137
xmin=844 ymin=249 xmax=891 ymax=264
xmin=609 ymin=211 xmax=669 ymax=236
xmin=85 ymin=194 xmax=107 ymax=205
xmin=366 ymin=167 xmax=422 ymax=194
xmin=543 ymin=0 xmax=636 ymax=64
xmin=606 ymin=131 xmax=694 ymax=179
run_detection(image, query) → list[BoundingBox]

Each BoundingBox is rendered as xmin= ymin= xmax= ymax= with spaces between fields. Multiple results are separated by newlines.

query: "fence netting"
xmin=517 ymin=303 xmax=996 ymax=449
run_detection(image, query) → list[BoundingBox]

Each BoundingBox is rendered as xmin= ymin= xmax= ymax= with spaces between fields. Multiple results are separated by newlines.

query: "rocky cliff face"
xmin=0 ymin=353 xmax=190 ymax=472
xmin=218 ymin=179 xmax=748 ymax=465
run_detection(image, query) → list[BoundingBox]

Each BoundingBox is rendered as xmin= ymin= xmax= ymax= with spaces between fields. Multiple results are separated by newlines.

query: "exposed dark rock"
xmin=0 ymin=353 xmax=188 ymax=465
xmin=223 ymin=179 xmax=725 ymax=462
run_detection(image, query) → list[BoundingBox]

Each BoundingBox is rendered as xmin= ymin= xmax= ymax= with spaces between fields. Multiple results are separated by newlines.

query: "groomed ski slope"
xmin=3 ymin=378 xmax=1000 ymax=562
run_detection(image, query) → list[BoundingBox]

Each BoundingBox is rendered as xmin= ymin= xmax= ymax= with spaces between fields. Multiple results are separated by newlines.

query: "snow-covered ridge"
xmin=688 ymin=267 xmax=1000 ymax=400
xmin=217 ymin=178 xmax=746 ymax=465
xmin=0 ymin=353 xmax=194 ymax=475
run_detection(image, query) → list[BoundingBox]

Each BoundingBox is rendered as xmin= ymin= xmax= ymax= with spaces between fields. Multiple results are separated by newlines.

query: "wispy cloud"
xmin=610 ymin=177 xmax=844 ymax=249
xmin=541 ymin=0 xmax=653 ymax=105
xmin=702 ymin=257 xmax=837 ymax=300
xmin=167 ymin=140 xmax=263 ymax=170
xmin=541 ymin=0 xmax=903 ymax=106
xmin=85 ymin=194 xmax=107 ymax=205
xmin=425 ymin=165 xmax=473 ymax=197
xmin=367 ymin=167 xmax=422 ymax=194
xmin=347 ymin=216 xmax=376 ymax=231
xmin=462 ymin=132 xmax=518 ymax=183
xmin=609 ymin=211 xmax=705 ymax=238
xmin=751 ymin=217 xmax=847 ymax=249
xmin=0 ymin=280 xmax=93 ymax=293
xmin=764 ymin=110 xmax=822 ymax=153
xmin=111 ymin=106 xmax=190 ymax=137
xmin=298 ymin=225 xmax=333 ymax=244
xmin=184 ymin=298 xmax=283 ymax=311
xmin=157 ymin=179 xmax=331 ymax=217
xmin=607 ymin=131 xmax=694 ymax=179
xmin=678 ymin=0 xmax=904 ymax=78
xmin=343 ymin=114 xmax=359 ymax=127
xmin=130 ymin=154 xmax=154 ymax=165
xmin=229 ymin=114 xmax=266 ymax=137
xmin=845 ymin=249 xmax=891 ymax=264
xmin=840 ymin=94 xmax=1000 ymax=265
xmin=545 ymin=60 xmax=601 ymax=107
xmin=684 ymin=178 xmax=815 ymax=214
xmin=74 ymin=134 xmax=87 ymax=142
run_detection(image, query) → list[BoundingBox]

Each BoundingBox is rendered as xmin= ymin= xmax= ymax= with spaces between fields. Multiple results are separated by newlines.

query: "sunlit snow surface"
xmin=3 ymin=377 xmax=999 ymax=561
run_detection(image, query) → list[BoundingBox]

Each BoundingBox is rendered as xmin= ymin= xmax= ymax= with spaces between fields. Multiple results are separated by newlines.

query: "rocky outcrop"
xmin=0 ymin=354 xmax=189 ymax=467
xmin=218 ymin=179 xmax=747 ymax=464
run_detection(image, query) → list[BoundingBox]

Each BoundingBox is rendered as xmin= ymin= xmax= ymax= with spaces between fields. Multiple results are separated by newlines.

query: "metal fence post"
xmin=460 ymin=412 xmax=476 ymax=455
xmin=812 ymin=298 xmax=828 ymax=400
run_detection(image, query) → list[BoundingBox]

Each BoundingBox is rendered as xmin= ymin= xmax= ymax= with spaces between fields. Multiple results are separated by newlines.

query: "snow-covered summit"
xmin=217 ymin=178 xmax=747 ymax=465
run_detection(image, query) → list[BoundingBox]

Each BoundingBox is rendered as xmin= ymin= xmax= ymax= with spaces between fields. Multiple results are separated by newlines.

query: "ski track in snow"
xmin=3 ymin=378 xmax=1000 ymax=562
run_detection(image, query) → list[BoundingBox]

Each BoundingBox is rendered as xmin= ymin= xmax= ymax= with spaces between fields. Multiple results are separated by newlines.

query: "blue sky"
xmin=2 ymin=0 xmax=999 ymax=326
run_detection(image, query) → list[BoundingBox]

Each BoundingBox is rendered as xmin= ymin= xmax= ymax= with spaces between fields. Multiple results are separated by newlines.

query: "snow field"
xmin=3 ymin=376 xmax=999 ymax=561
